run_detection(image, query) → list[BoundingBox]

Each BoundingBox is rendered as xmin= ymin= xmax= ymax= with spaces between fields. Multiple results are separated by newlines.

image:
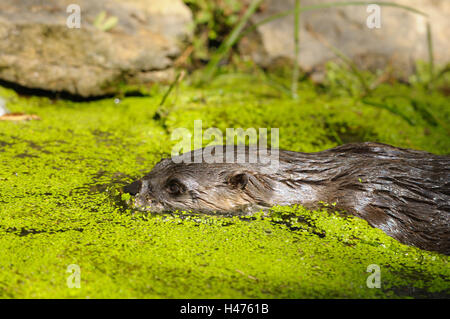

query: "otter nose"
xmin=123 ymin=180 xmax=142 ymax=196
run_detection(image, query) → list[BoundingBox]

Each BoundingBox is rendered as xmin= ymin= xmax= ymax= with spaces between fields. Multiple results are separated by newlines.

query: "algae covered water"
xmin=0 ymin=76 xmax=449 ymax=298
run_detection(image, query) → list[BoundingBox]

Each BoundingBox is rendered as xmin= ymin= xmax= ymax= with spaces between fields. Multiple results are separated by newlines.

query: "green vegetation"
xmin=93 ymin=11 xmax=119 ymax=32
xmin=184 ymin=0 xmax=245 ymax=62
xmin=191 ymin=0 xmax=433 ymax=97
xmin=0 ymin=69 xmax=448 ymax=298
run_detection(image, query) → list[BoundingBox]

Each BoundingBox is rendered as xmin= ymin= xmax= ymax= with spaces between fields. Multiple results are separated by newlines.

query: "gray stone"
xmin=0 ymin=0 xmax=192 ymax=97
xmin=239 ymin=0 xmax=450 ymax=79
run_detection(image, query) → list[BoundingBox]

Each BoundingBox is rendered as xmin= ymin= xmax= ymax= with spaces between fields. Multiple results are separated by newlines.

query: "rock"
xmin=239 ymin=0 xmax=450 ymax=79
xmin=0 ymin=0 xmax=192 ymax=97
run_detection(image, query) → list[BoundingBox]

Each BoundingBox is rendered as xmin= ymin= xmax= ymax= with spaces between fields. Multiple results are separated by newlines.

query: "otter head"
xmin=123 ymin=147 xmax=278 ymax=214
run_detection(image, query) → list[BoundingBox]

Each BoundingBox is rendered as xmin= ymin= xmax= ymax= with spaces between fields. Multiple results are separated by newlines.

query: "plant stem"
xmin=426 ymin=21 xmax=435 ymax=90
xmin=200 ymin=0 xmax=263 ymax=84
xmin=159 ymin=71 xmax=184 ymax=107
xmin=292 ymin=0 xmax=300 ymax=99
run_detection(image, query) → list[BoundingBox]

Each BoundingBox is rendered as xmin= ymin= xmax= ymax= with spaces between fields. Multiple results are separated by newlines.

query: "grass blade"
xmin=361 ymin=98 xmax=415 ymax=126
xmin=200 ymin=0 xmax=263 ymax=84
xmin=426 ymin=21 xmax=435 ymax=90
xmin=292 ymin=0 xmax=301 ymax=99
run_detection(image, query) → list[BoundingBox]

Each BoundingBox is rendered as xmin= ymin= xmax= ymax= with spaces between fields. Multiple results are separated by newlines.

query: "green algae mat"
xmin=0 ymin=76 xmax=449 ymax=298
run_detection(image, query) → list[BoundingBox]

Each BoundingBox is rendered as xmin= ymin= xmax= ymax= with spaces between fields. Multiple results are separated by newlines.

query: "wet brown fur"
xmin=124 ymin=142 xmax=450 ymax=255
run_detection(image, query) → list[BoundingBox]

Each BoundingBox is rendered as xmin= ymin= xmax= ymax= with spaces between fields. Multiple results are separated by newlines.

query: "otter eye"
xmin=166 ymin=179 xmax=186 ymax=195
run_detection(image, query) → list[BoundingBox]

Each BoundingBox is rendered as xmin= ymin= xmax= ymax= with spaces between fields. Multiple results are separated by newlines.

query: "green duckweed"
xmin=0 ymin=76 xmax=448 ymax=298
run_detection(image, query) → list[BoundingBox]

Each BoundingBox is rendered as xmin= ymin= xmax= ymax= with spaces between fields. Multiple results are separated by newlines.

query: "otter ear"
xmin=227 ymin=172 xmax=249 ymax=190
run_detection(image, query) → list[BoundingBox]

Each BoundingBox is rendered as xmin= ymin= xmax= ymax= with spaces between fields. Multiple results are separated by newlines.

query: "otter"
xmin=123 ymin=142 xmax=450 ymax=255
